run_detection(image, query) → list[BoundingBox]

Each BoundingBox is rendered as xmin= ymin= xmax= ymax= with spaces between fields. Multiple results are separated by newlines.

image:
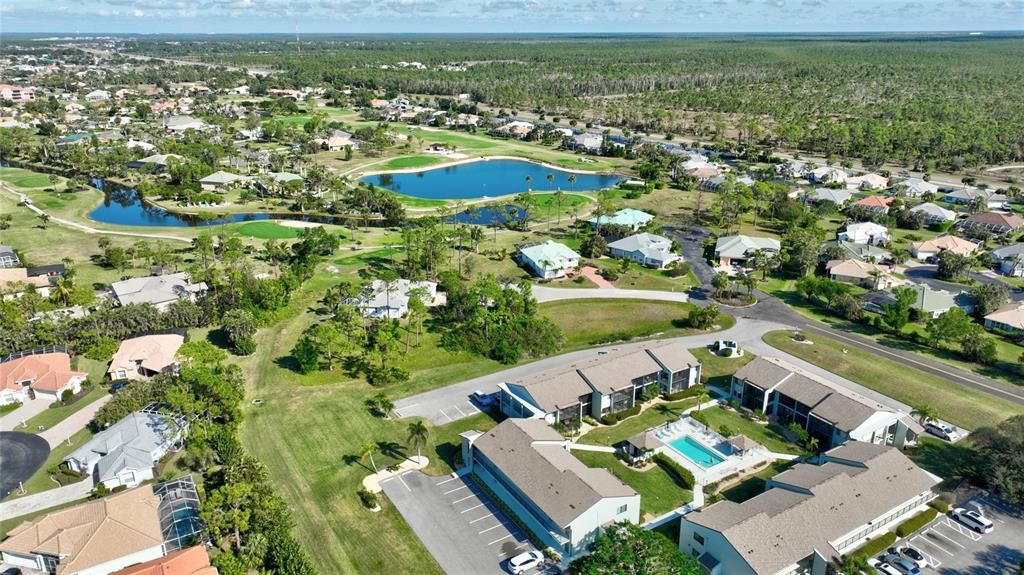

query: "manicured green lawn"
xmin=423 ymin=411 xmax=503 ymax=476
xmin=719 ymin=460 xmax=795 ymax=503
xmin=379 ymin=155 xmax=445 ymax=170
xmin=695 ymin=406 xmax=804 ymax=455
xmin=762 ymin=330 xmax=1024 ymax=430
xmin=3 ymin=428 xmax=93 ymax=500
xmin=539 ymin=299 xmax=735 ymax=349
xmin=234 ymin=221 xmax=302 ymax=239
xmin=572 ymin=450 xmax=692 ymax=519
xmin=579 ymin=398 xmax=699 ymax=447
xmin=689 ymin=347 xmax=756 ymax=389
xmin=21 ymin=385 xmax=107 ymax=433
xmin=394 ymin=194 xmax=449 ymax=208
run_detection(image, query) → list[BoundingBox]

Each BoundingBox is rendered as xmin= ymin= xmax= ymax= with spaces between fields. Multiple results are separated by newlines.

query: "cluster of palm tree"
xmin=359 ymin=419 xmax=430 ymax=475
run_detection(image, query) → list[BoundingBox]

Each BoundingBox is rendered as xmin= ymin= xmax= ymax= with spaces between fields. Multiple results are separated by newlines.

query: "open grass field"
xmin=579 ymin=398 xmax=699 ymax=447
xmin=378 ymin=155 xmax=445 ymax=170
xmin=572 ymin=450 xmax=692 ymax=519
xmin=762 ymin=330 xmax=1024 ymax=430
xmin=234 ymin=220 xmax=302 ymax=239
xmin=539 ymin=299 xmax=735 ymax=349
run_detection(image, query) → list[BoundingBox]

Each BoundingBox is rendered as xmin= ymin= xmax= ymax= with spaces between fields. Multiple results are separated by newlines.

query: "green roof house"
xmin=517 ymin=240 xmax=581 ymax=279
xmin=587 ymin=208 xmax=654 ymax=232
xmin=861 ymin=284 xmax=975 ymax=319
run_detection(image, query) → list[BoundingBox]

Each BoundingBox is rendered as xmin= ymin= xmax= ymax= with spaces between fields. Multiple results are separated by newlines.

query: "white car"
xmin=508 ymin=550 xmax=544 ymax=574
xmin=924 ymin=420 xmax=958 ymax=441
xmin=871 ymin=560 xmax=903 ymax=575
xmin=951 ymin=507 xmax=994 ymax=533
xmin=887 ymin=557 xmax=922 ymax=575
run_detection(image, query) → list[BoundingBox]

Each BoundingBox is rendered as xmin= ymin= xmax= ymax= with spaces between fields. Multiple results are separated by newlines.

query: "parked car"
xmin=471 ymin=390 xmax=496 ymax=408
xmin=951 ymin=507 xmax=994 ymax=533
xmin=109 ymin=380 xmax=131 ymax=394
xmin=508 ymin=550 xmax=544 ymax=574
xmin=890 ymin=546 xmax=928 ymax=569
xmin=869 ymin=559 xmax=902 ymax=575
xmin=924 ymin=420 xmax=959 ymax=441
xmin=887 ymin=557 xmax=922 ymax=575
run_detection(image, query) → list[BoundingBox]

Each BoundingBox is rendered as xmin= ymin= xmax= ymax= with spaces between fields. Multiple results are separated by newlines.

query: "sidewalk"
xmin=0 ymin=478 xmax=93 ymax=522
xmin=0 ymin=400 xmax=50 ymax=432
xmin=362 ymin=456 xmax=429 ymax=494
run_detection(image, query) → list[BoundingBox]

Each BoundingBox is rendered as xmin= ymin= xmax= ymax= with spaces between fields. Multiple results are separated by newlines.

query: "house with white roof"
xmin=110 ymin=272 xmax=207 ymax=311
xmin=607 ymin=233 xmax=680 ymax=268
xmin=163 ymin=115 xmax=209 ymax=134
xmin=460 ymin=419 xmax=640 ymax=558
xmin=984 ymin=303 xmax=1024 ymax=335
xmin=806 ymin=166 xmax=847 ymax=185
xmin=713 ymin=235 xmax=781 ymax=267
xmin=516 ymin=241 xmax=581 ymax=279
xmin=909 ymin=202 xmax=957 ymax=224
xmin=808 ymin=188 xmax=852 ymax=206
xmin=845 ymin=173 xmax=888 ymax=190
xmin=679 ymin=442 xmax=940 ymax=575
xmin=199 ymin=170 xmax=249 ymax=192
xmin=354 ymin=278 xmax=440 ymax=319
xmin=66 ymin=408 xmax=187 ymax=488
xmin=85 ymin=89 xmax=111 ymax=102
xmin=108 ymin=333 xmax=185 ymax=381
xmin=126 ymin=153 xmax=184 ymax=171
xmin=893 ymin=178 xmax=938 ymax=198
xmin=989 ymin=244 xmax=1024 ymax=277
xmin=838 ymin=222 xmax=890 ymax=245
xmin=586 ymin=208 xmax=654 ymax=232
xmin=909 ymin=234 xmax=978 ymax=260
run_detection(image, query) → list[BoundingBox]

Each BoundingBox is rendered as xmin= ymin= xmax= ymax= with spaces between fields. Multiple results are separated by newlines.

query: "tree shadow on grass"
xmin=341 ymin=453 xmax=373 ymax=473
xmin=906 ymin=439 xmax=981 ymax=489
xmin=273 ymin=355 xmax=302 ymax=374
xmin=434 ymin=442 xmax=461 ymax=471
xmin=204 ymin=328 xmax=233 ymax=351
xmin=377 ymin=440 xmax=407 ymax=461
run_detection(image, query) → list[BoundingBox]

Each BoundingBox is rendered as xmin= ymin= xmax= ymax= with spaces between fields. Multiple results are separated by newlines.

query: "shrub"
xmin=357 ymin=488 xmax=379 ymax=509
xmin=601 ymin=413 xmax=619 ymax=425
xmin=928 ymin=499 xmax=951 ymax=514
xmin=234 ymin=337 xmax=257 ymax=356
xmin=84 ymin=337 xmax=119 ymax=362
xmin=690 ymin=410 xmax=709 ymax=426
xmin=92 ymin=483 xmax=110 ymax=498
xmin=896 ymin=508 xmax=938 ymax=537
xmin=652 ymin=453 xmax=695 ymax=489
xmin=583 ymin=415 xmax=600 ymax=426
xmin=602 ymin=405 xmax=641 ymax=425
xmin=850 ymin=532 xmax=897 ymax=560
xmin=666 ymin=261 xmax=691 ymax=278
xmin=599 ymin=267 xmax=620 ymax=282
xmin=718 ymin=424 xmax=737 ymax=438
xmin=61 ymin=389 xmax=73 ymax=403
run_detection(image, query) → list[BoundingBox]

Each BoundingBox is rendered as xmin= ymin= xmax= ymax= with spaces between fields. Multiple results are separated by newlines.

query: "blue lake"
xmin=359 ymin=159 xmax=621 ymax=199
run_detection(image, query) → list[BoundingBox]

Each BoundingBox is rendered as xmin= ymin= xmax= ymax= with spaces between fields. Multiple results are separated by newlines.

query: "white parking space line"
xmin=452 ymin=494 xmax=475 ymax=504
xmin=444 ymin=485 xmax=468 ymax=495
xmin=436 ymin=477 xmax=457 ymax=486
xmin=452 ymin=404 xmax=466 ymax=417
xmin=479 ymin=523 xmax=504 ymax=534
xmin=396 ymin=474 xmax=411 ymax=491
xmin=468 ymin=403 xmax=482 ymax=414
xmin=931 ymin=525 xmax=969 ymax=549
xmin=941 ymin=518 xmax=982 ymax=541
xmin=439 ymin=409 xmax=453 ymax=422
xmin=460 ymin=503 xmax=486 ymax=514
xmin=907 ymin=540 xmax=942 ymax=567
xmin=919 ymin=531 xmax=956 ymax=556
xmin=469 ymin=513 xmax=495 ymax=524
xmin=488 ymin=534 xmax=514 ymax=546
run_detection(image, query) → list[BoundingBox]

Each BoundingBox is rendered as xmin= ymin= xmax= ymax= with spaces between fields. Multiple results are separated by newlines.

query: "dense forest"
xmin=125 ymin=34 xmax=1024 ymax=171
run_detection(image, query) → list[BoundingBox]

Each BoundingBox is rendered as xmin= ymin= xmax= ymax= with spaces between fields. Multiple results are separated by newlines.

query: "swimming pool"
xmin=667 ymin=435 xmax=727 ymax=469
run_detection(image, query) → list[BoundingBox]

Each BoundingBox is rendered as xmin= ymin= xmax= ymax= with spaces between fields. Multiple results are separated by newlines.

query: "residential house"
xmin=126 ymin=153 xmax=185 ymax=172
xmin=494 ymin=120 xmax=535 ymax=139
xmin=110 ymin=272 xmax=208 ymax=311
xmin=498 ymin=342 xmax=702 ymax=424
xmin=66 ymin=408 xmax=187 ymax=489
xmin=861 ymin=283 xmax=975 ymax=318
xmin=983 ymin=303 xmax=1024 ymax=335
xmin=851 ymin=195 xmax=893 ymax=214
xmin=957 ymin=212 xmax=1024 ymax=236
xmin=569 ymin=132 xmax=603 ymax=153
xmin=821 ymin=239 xmax=887 ymax=263
xmin=199 ymin=170 xmax=249 ymax=192
xmin=776 ymin=159 xmax=807 ymax=179
xmin=807 ymin=166 xmax=847 ymax=185
xmin=0 ymin=84 xmax=35 ymax=102
xmin=893 ymin=178 xmax=938 ymax=198
xmin=0 ymin=352 xmax=86 ymax=406
xmin=679 ymin=442 xmax=940 ymax=575
xmin=942 ymin=188 xmax=1008 ymax=209
xmin=909 ymin=202 xmax=957 ymax=224
xmin=516 ymin=241 xmax=581 ymax=279
xmin=354 ymin=278 xmax=440 ymax=319
xmin=110 ymin=545 xmax=218 ymax=575
xmin=846 ymin=173 xmax=888 ymax=190
xmin=0 ymin=486 xmax=166 ymax=575
xmin=163 ymin=115 xmax=209 ymax=134
xmin=0 ymin=267 xmax=60 ymax=298
xmin=108 ymin=333 xmax=185 ymax=381
xmin=714 ymin=235 xmax=781 ymax=267
xmin=0 ymin=245 xmax=20 ymax=268
xmin=460 ymin=419 xmax=640 ymax=558
xmin=587 ymin=208 xmax=655 ymax=233
xmin=126 ymin=139 xmax=157 ymax=153
xmin=838 ymin=222 xmax=890 ymax=245
xmin=989 ymin=244 xmax=1024 ymax=277
xmin=909 ymin=234 xmax=978 ymax=260
xmin=85 ymin=89 xmax=111 ymax=102
xmin=313 ymin=131 xmax=358 ymax=151
xmin=730 ymin=357 xmax=922 ymax=451
xmin=808 ymin=188 xmax=852 ymax=207
xmin=825 ymin=259 xmax=897 ymax=289
xmin=607 ymin=233 xmax=681 ymax=269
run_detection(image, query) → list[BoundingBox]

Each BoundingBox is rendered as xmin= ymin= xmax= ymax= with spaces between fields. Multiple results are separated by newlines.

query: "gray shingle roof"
xmin=111 ymin=272 xmax=206 ymax=306
xmin=68 ymin=411 xmax=182 ymax=483
xmin=473 ymin=419 xmax=636 ymax=527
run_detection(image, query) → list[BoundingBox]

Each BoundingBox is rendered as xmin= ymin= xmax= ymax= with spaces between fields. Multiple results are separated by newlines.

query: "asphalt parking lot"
xmin=897 ymin=495 xmax=1024 ymax=575
xmin=381 ymin=471 xmax=550 ymax=575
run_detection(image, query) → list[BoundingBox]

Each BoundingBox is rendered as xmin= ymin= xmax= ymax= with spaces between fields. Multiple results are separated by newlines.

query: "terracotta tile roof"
xmin=0 ymin=486 xmax=163 ymax=575
xmin=108 ymin=334 xmax=185 ymax=380
xmin=853 ymin=195 xmax=893 ymax=209
xmin=1 ymin=352 xmax=86 ymax=393
xmin=110 ymin=545 xmax=218 ymax=575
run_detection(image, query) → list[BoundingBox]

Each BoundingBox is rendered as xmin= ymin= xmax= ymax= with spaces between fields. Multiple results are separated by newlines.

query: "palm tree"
xmin=696 ymin=387 xmax=710 ymax=412
xmin=868 ymin=269 xmax=884 ymax=290
xmin=52 ymin=276 xmax=74 ymax=307
xmin=360 ymin=442 xmax=380 ymax=474
xmin=524 ymin=174 xmax=532 ymax=191
xmin=553 ymin=190 xmax=565 ymax=224
xmin=37 ymin=213 xmax=50 ymax=229
xmin=807 ymin=436 xmax=820 ymax=453
xmin=407 ymin=421 xmax=429 ymax=462
xmin=567 ymin=174 xmax=576 ymax=192
xmin=712 ymin=271 xmax=730 ymax=298
xmin=546 ymin=173 xmax=555 ymax=190
xmin=373 ymin=392 xmax=394 ymax=419
xmin=911 ymin=404 xmax=938 ymax=426
xmin=836 ymin=553 xmax=875 ymax=575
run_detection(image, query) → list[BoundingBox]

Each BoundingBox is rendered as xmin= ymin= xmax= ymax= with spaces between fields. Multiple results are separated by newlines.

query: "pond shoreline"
xmin=356 ymin=154 xmax=622 ymax=179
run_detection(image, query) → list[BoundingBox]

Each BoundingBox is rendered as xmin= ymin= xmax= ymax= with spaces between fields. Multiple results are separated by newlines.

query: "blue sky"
xmin=3 ymin=0 xmax=1022 ymax=33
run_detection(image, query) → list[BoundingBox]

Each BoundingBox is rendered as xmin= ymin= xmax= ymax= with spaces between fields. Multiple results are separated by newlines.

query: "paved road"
xmin=0 ymin=477 xmax=94 ymax=521
xmin=903 ymin=264 xmax=1024 ymax=303
xmin=533 ymin=285 xmax=689 ymax=304
xmin=0 ymin=400 xmax=50 ymax=432
xmin=0 ymin=432 xmax=49 ymax=498
xmin=39 ymin=395 xmax=110 ymax=449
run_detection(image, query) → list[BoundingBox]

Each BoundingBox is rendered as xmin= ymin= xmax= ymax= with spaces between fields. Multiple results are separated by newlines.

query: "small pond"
xmin=359 ymin=158 xmax=621 ymax=200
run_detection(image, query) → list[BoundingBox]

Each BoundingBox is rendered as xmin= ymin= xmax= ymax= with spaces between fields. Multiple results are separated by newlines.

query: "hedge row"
xmin=896 ymin=508 xmax=938 ymax=537
xmin=928 ymin=499 xmax=951 ymax=514
xmin=601 ymin=404 xmax=641 ymax=425
xmin=652 ymin=453 xmax=696 ymax=489
xmin=850 ymin=532 xmax=897 ymax=560
xmin=663 ymin=385 xmax=706 ymax=402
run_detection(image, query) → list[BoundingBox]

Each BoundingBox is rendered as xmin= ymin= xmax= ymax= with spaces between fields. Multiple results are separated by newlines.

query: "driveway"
xmin=39 ymin=395 xmax=110 ymax=448
xmin=0 ymin=400 xmax=50 ymax=432
xmin=381 ymin=471 xmax=544 ymax=575
xmin=0 ymin=432 xmax=50 ymax=498
xmin=0 ymin=477 xmax=94 ymax=522
xmin=898 ymin=494 xmax=1024 ymax=574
